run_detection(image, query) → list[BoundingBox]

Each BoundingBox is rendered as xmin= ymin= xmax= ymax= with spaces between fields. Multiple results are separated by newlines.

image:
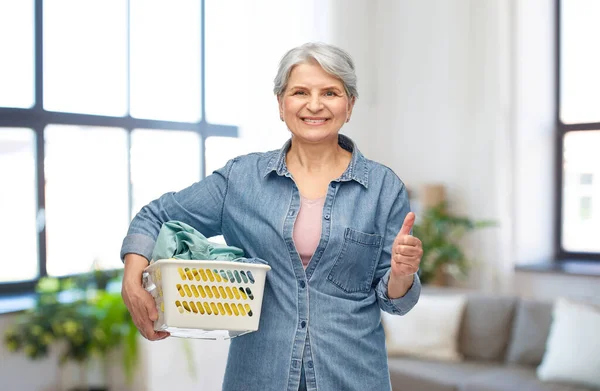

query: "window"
xmin=0 ymin=0 xmax=238 ymax=293
xmin=130 ymin=129 xmax=201 ymax=213
xmin=557 ymin=0 xmax=600 ymax=258
xmin=44 ymin=125 xmax=129 ymax=276
xmin=0 ymin=129 xmax=38 ymax=283
xmin=0 ymin=1 xmax=35 ymax=109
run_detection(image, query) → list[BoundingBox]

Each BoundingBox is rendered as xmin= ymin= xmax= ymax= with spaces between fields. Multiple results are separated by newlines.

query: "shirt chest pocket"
xmin=327 ymin=228 xmax=383 ymax=294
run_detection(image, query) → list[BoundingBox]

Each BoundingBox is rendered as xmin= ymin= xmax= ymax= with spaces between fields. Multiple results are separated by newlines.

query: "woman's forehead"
xmin=287 ymin=63 xmax=344 ymax=88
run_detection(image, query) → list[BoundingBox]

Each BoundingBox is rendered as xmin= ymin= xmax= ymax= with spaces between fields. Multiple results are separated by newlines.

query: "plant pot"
xmin=59 ymin=356 xmax=108 ymax=391
xmin=430 ymin=267 xmax=449 ymax=287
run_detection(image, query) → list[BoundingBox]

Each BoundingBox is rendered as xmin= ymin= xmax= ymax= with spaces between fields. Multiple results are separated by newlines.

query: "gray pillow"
xmin=458 ymin=295 xmax=517 ymax=361
xmin=505 ymin=299 xmax=555 ymax=366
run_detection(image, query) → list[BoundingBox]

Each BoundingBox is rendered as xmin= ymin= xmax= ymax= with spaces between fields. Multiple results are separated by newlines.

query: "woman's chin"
xmin=291 ymin=130 xmax=339 ymax=144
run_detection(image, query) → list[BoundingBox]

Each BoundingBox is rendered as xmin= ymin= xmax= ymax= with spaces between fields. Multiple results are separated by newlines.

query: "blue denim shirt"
xmin=121 ymin=134 xmax=421 ymax=391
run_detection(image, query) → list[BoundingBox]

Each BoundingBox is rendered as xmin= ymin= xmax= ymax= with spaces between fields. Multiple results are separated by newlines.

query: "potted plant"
xmin=3 ymin=269 xmax=139 ymax=391
xmin=413 ymin=201 xmax=496 ymax=285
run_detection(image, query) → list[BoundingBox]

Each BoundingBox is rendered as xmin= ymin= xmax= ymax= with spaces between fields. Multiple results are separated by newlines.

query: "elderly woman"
xmin=121 ymin=42 xmax=423 ymax=391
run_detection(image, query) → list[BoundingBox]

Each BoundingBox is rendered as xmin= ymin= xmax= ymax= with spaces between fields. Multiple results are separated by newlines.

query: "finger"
xmin=131 ymin=308 xmax=152 ymax=339
xmin=395 ymin=244 xmax=422 ymax=257
xmin=393 ymin=253 xmax=420 ymax=266
xmin=145 ymin=329 xmax=169 ymax=341
xmin=140 ymin=295 xmax=160 ymax=337
xmin=398 ymin=235 xmax=422 ymax=247
xmin=155 ymin=331 xmax=170 ymax=340
xmin=142 ymin=318 xmax=157 ymax=340
xmin=144 ymin=292 xmax=159 ymax=322
xmin=398 ymin=212 xmax=416 ymax=236
xmin=129 ymin=295 xmax=157 ymax=339
xmin=392 ymin=260 xmax=419 ymax=275
xmin=131 ymin=303 xmax=150 ymax=333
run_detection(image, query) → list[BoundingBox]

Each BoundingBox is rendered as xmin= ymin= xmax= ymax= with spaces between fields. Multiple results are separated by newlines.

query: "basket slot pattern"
xmin=175 ymin=300 xmax=253 ymax=317
xmin=176 ymin=284 xmax=254 ymax=301
xmin=177 ymin=267 xmax=256 ymax=285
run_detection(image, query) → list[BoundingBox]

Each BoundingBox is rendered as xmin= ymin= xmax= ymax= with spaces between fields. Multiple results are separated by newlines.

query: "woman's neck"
xmin=286 ymin=135 xmax=350 ymax=174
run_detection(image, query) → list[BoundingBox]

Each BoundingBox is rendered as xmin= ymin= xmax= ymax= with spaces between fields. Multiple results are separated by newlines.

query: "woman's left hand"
xmin=390 ymin=212 xmax=423 ymax=280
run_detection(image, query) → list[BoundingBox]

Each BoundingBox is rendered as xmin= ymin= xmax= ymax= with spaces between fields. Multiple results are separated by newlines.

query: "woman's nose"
xmin=307 ymin=95 xmax=323 ymax=112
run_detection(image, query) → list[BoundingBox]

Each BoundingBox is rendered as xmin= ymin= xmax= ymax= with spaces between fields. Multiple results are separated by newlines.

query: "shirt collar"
xmin=264 ymin=134 xmax=369 ymax=188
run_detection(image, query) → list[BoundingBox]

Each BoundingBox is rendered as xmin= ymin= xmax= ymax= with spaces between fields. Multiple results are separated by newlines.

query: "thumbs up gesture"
xmin=391 ymin=212 xmax=423 ymax=280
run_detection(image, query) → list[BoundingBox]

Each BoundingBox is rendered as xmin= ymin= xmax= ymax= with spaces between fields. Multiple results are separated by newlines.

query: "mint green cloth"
xmin=151 ymin=221 xmax=245 ymax=261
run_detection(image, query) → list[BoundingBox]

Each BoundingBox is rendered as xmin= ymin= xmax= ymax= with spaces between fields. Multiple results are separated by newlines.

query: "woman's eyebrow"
xmin=289 ymin=85 xmax=342 ymax=91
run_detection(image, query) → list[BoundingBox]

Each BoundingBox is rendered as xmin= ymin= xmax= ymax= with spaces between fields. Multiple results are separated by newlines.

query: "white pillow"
xmin=537 ymin=298 xmax=600 ymax=389
xmin=381 ymin=294 xmax=467 ymax=362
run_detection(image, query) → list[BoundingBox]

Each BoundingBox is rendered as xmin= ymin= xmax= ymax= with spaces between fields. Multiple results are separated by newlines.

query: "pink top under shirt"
xmin=293 ymin=195 xmax=326 ymax=268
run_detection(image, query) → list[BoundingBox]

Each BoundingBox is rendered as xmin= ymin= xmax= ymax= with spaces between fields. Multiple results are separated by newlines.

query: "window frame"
xmin=0 ymin=0 xmax=238 ymax=294
xmin=554 ymin=0 xmax=600 ymax=262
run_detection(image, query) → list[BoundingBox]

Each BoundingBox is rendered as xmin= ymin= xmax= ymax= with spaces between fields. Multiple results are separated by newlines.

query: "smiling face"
xmin=278 ymin=61 xmax=355 ymax=144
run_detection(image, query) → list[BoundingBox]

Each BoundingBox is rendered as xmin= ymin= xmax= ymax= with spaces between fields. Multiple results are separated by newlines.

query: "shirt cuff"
xmin=376 ymin=269 xmax=421 ymax=315
xmin=120 ymin=233 xmax=156 ymax=263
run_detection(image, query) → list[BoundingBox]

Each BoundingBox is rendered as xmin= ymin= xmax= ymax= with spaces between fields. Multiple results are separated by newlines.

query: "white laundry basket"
xmin=143 ymin=259 xmax=271 ymax=339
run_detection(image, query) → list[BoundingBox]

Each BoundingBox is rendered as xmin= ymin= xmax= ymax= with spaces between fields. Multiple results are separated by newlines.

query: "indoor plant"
xmin=3 ymin=269 xmax=139 ymax=390
xmin=413 ymin=201 xmax=496 ymax=285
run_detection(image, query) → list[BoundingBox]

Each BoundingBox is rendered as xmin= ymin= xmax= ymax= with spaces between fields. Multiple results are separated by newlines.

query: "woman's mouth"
xmin=301 ymin=117 xmax=329 ymax=125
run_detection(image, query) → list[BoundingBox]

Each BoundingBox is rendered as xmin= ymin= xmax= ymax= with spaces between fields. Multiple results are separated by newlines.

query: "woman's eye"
xmin=324 ymin=91 xmax=336 ymax=97
xmin=294 ymin=91 xmax=306 ymax=95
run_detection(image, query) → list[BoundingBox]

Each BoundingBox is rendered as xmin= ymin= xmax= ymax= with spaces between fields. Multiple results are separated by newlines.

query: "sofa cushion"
xmin=459 ymin=366 xmax=595 ymax=391
xmin=537 ymin=298 xmax=600 ymax=389
xmin=458 ymin=295 xmax=517 ymax=361
xmin=506 ymin=299 xmax=553 ymax=366
xmin=388 ymin=357 xmax=500 ymax=391
xmin=382 ymin=294 xmax=467 ymax=362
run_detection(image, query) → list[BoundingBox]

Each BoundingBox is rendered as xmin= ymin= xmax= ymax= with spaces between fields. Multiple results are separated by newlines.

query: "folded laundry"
xmin=151 ymin=220 xmax=245 ymax=262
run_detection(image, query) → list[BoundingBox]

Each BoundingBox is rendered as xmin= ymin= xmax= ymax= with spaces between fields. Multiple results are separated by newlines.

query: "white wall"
xmin=513 ymin=0 xmax=556 ymax=266
xmin=347 ymin=0 xmax=515 ymax=293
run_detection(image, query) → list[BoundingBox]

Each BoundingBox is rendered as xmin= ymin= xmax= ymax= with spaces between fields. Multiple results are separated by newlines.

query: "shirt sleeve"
xmin=373 ymin=181 xmax=422 ymax=315
xmin=120 ymin=158 xmax=235 ymax=262
xmin=376 ymin=269 xmax=421 ymax=315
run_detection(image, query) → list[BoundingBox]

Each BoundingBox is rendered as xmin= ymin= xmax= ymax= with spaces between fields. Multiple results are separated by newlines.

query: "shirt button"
xmin=300 ymin=321 xmax=306 ymax=329
xmin=324 ymin=214 xmax=330 ymax=220
xmin=289 ymin=210 xmax=295 ymax=216
xmin=299 ymin=280 xmax=306 ymax=288
xmin=307 ymin=361 xmax=313 ymax=369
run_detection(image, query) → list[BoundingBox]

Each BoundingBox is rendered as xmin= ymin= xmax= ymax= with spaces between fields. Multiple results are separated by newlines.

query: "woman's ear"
xmin=346 ymin=96 xmax=356 ymax=122
xmin=277 ymin=95 xmax=284 ymax=121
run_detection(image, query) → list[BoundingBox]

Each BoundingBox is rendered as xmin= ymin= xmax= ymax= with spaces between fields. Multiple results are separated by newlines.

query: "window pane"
xmin=0 ymin=0 xmax=34 ymax=108
xmin=562 ymin=130 xmax=600 ymax=252
xmin=205 ymin=0 xmax=246 ymax=126
xmin=45 ymin=125 xmax=128 ymax=276
xmin=131 ymin=130 xmax=201 ymax=214
xmin=0 ymin=129 xmax=38 ymax=282
xmin=205 ymin=136 xmax=246 ymax=176
xmin=43 ymin=0 xmax=127 ymax=116
xmin=560 ymin=0 xmax=600 ymax=124
xmin=130 ymin=0 xmax=201 ymax=122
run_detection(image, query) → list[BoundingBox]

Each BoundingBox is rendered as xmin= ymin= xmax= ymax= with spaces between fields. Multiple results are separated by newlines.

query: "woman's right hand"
xmin=122 ymin=254 xmax=170 ymax=341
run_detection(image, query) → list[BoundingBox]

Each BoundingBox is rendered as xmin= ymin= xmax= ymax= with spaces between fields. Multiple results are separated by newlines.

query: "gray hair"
xmin=273 ymin=42 xmax=358 ymax=99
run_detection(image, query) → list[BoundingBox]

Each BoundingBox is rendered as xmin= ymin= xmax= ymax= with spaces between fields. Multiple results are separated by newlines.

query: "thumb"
xmin=399 ymin=212 xmax=416 ymax=236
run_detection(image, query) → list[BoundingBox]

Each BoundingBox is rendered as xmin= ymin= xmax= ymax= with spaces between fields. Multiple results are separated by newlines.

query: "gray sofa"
xmin=388 ymin=291 xmax=596 ymax=391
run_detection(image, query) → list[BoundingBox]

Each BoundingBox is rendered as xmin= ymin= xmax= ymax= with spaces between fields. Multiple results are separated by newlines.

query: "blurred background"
xmin=0 ymin=0 xmax=599 ymax=390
